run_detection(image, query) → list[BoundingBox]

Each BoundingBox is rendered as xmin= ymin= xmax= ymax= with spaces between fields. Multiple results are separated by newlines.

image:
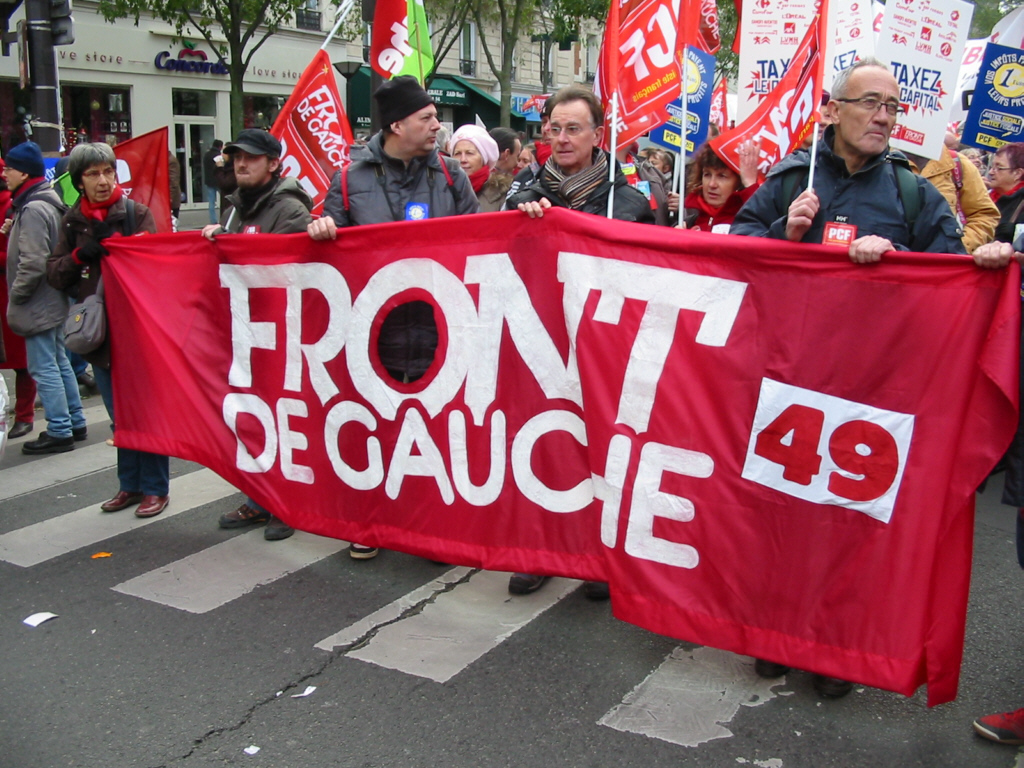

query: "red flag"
xmin=113 ymin=127 xmax=171 ymax=233
xmin=709 ymin=11 xmax=825 ymax=177
xmin=270 ymin=49 xmax=354 ymax=217
xmin=103 ymin=209 xmax=1017 ymax=706
xmin=694 ymin=0 xmax=721 ymax=55
xmin=710 ymin=78 xmax=730 ymax=131
xmin=597 ymin=0 xmax=688 ymax=148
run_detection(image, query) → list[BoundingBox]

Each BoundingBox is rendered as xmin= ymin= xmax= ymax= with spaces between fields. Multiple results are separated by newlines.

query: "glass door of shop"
xmin=174 ymin=121 xmax=217 ymax=211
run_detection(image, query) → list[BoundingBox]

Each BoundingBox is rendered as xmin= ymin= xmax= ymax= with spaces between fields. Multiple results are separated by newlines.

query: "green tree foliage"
xmin=970 ymin=0 xmax=1024 ymax=37
xmin=97 ymin=0 xmax=309 ymax=135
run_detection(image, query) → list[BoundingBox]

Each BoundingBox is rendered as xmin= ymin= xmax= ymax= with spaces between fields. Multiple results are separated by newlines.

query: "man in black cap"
xmin=308 ymin=75 xmax=477 ymax=560
xmin=203 ymin=128 xmax=314 ymax=541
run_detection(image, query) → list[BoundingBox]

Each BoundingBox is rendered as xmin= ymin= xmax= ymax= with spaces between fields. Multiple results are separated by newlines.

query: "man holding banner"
xmin=732 ymin=59 xmax=965 ymax=260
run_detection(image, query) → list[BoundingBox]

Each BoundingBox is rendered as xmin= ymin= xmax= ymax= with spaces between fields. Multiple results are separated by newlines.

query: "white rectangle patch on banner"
xmin=741 ymin=378 xmax=914 ymax=523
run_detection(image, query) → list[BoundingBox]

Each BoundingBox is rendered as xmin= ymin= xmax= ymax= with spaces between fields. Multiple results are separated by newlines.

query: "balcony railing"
xmin=296 ymin=8 xmax=322 ymax=31
xmin=584 ymin=70 xmax=595 ymax=83
xmin=459 ymin=58 xmax=476 ymax=76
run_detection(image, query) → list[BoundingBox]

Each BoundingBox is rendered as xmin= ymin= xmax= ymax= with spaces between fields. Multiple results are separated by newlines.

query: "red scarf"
xmin=468 ymin=166 xmax=491 ymax=194
xmin=79 ymin=185 xmax=124 ymax=221
xmin=990 ymin=181 xmax=1024 ymax=203
xmin=10 ymin=177 xmax=46 ymax=203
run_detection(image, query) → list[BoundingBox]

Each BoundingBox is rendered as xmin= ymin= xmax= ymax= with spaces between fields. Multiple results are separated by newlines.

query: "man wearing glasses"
xmin=732 ymin=58 xmax=965 ymax=259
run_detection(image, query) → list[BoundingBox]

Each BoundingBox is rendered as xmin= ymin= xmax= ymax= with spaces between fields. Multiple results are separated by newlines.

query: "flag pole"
xmin=807 ymin=119 xmax=820 ymax=191
xmin=321 ymin=0 xmax=356 ymax=51
xmin=605 ymin=0 xmax=621 ymax=219
xmin=676 ymin=46 xmax=688 ymax=208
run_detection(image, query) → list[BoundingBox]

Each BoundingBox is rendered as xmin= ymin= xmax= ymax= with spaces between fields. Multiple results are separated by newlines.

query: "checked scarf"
xmin=539 ymin=149 xmax=609 ymax=210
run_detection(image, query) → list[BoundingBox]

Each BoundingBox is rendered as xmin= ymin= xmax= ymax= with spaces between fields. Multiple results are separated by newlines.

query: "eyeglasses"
xmin=834 ymin=97 xmax=906 ymax=116
xmin=548 ymin=123 xmax=593 ymax=137
xmin=991 ymin=165 xmax=1013 ymax=172
xmin=82 ymin=168 xmax=117 ymax=180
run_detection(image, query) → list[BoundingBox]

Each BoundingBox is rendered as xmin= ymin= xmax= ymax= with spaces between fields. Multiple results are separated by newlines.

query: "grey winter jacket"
xmin=730 ymin=126 xmax=965 ymax=254
xmin=321 ymin=132 xmax=479 ymax=226
xmin=5 ymin=181 xmax=68 ymax=336
xmin=220 ymin=176 xmax=313 ymax=234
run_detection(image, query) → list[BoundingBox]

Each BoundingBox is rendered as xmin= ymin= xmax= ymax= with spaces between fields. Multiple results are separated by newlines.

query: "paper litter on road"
xmin=91 ymin=552 xmax=112 ymax=559
xmin=244 ymin=745 xmax=260 ymax=755
xmin=291 ymin=685 xmax=316 ymax=698
xmin=23 ymin=612 xmax=58 ymax=627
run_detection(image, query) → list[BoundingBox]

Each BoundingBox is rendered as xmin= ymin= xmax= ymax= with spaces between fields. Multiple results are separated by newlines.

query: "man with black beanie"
xmin=308 ymin=75 xmax=477 ymax=560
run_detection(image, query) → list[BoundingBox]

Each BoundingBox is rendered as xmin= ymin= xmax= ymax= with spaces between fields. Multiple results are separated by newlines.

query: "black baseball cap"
xmin=225 ymin=129 xmax=282 ymax=157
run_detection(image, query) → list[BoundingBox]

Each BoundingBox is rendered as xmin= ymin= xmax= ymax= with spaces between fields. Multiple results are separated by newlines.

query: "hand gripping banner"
xmin=103 ymin=210 xmax=1018 ymax=705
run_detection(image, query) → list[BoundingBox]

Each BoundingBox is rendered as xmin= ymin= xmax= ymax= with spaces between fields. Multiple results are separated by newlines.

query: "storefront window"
xmin=173 ymin=88 xmax=217 ymax=116
xmin=62 ymin=85 xmax=132 ymax=149
xmin=244 ymin=95 xmax=287 ymax=129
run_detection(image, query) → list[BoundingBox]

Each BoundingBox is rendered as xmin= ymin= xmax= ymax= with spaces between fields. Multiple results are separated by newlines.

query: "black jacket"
xmin=731 ymin=127 xmax=965 ymax=253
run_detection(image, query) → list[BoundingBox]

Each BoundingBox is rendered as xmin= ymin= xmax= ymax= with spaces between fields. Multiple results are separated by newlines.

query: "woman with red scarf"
xmin=449 ymin=124 xmax=510 ymax=212
xmin=988 ymin=142 xmax=1024 ymax=244
xmin=46 ymin=142 xmax=169 ymax=519
xmin=681 ymin=139 xmax=761 ymax=233
xmin=0 ymin=156 xmax=38 ymax=439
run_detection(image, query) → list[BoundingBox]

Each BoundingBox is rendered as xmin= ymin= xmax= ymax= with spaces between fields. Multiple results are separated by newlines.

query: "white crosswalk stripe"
xmin=0 ymin=468 xmax=236 ymax=567
xmin=112 ymin=529 xmax=348 ymax=613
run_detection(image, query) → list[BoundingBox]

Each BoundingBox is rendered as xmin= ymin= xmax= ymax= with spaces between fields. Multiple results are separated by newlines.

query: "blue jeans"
xmin=24 ymin=327 xmax=86 ymax=439
xmin=94 ymin=366 xmax=170 ymax=496
xmin=67 ymin=350 xmax=88 ymax=377
xmin=207 ymin=185 xmax=219 ymax=224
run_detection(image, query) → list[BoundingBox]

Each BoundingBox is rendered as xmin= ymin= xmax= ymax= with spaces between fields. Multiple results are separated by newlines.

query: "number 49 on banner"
xmin=741 ymin=379 xmax=915 ymax=524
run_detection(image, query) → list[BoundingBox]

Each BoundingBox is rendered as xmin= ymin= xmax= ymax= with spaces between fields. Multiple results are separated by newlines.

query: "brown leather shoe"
xmin=100 ymin=490 xmax=144 ymax=512
xmin=135 ymin=495 xmax=169 ymax=518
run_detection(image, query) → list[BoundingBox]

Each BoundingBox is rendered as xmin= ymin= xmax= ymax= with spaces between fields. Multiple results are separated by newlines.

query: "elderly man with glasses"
xmin=732 ymin=58 xmax=965 ymax=259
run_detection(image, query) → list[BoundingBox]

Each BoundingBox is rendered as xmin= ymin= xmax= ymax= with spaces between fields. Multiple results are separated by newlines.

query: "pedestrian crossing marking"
xmin=338 ymin=570 xmax=581 ymax=683
xmin=112 ymin=529 xmax=347 ymax=613
xmin=598 ymin=646 xmax=785 ymax=747
xmin=0 ymin=468 xmax=235 ymax=567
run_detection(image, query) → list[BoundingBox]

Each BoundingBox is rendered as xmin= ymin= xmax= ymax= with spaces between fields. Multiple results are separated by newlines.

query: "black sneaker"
xmin=264 ymin=516 xmax=295 ymax=541
xmin=812 ymin=674 xmax=853 ymax=698
xmin=582 ymin=581 xmax=610 ymax=600
xmin=508 ymin=573 xmax=549 ymax=594
xmin=754 ymin=659 xmax=791 ymax=679
xmin=73 ymin=426 xmax=87 ymax=441
xmin=22 ymin=431 xmax=75 ymax=455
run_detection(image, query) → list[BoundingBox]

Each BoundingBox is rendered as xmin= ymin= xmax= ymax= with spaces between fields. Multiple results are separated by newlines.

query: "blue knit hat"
xmin=5 ymin=141 xmax=45 ymax=178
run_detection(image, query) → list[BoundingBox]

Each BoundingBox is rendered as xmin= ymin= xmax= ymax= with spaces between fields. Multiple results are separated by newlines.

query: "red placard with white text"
xmin=102 ymin=210 xmax=1018 ymax=706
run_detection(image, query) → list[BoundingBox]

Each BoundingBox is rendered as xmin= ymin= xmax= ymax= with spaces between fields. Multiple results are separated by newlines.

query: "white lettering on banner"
xmin=377 ymin=18 xmax=413 ymax=75
xmin=625 ymin=442 xmax=714 ymax=569
xmin=219 ymin=264 xmax=349 ymax=404
xmin=558 ymin=253 xmax=747 ymax=433
xmin=511 ymin=410 xmax=593 ymax=513
xmin=217 ymin=254 xmax=750 ymax=567
xmin=278 ymin=138 xmax=320 ymax=198
xmin=741 ymin=378 xmax=914 ymax=523
xmin=619 ymin=0 xmax=680 ymax=82
xmin=294 ymin=86 xmax=349 ymax=170
xmin=754 ymin=79 xmax=818 ymax=174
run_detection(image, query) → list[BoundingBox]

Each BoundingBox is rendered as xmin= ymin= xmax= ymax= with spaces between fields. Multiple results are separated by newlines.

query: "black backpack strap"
xmin=123 ymin=198 xmax=136 ymax=236
xmin=780 ymin=166 xmax=810 ymax=208
xmin=892 ymin=162 xmax=922 ymax=232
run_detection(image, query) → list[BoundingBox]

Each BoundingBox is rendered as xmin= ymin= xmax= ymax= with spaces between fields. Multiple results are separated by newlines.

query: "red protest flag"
xmin=270 ymin=49 xmax=354 ymax=217
xmin=597 ymin=0 xmax=688 ymax=148
xmin=709 ymin=10 xmax=825 ymax=178
xmin=710 ymin=78 xmax=730 ymax=131
xmin=113 ymin=127 xmax=171 ymax=233
xmin=692 ymin=0 xmax=721 ymax=55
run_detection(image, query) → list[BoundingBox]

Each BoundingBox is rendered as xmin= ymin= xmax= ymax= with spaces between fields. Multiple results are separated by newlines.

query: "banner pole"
xmin=321 ymin=0 xmax=356 ymax=51
xmin=607 ymin=92 xmax=618 ymax=219
xmin=677 ymin=45 xmax=689 ymax=209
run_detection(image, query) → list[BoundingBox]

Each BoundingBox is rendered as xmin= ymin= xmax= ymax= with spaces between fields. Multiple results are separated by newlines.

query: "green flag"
xmin=397 ymin=0 xmax=434 ymax=83
xmin=53 ymin=171 xmax=80 ymax=207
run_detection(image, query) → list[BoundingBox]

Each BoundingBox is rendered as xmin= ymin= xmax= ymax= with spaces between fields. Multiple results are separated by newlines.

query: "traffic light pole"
xmin=25 ymin=0 xmax=60 ymax=152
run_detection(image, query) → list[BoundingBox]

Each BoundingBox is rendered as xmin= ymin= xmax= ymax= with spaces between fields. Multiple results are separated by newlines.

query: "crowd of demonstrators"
xmin=987 ymin=143 xmax=1024 ymax=244
xmin=680 ymin=139 xmax=761 ymax=232
xmin=507 ymin=85 xmax=655 ymax=600
xmin=732 ymin=58 xmax=965 ymax=699
xmin=2 ymin=141 xmax=88 ymax=456
xmin=45 ymin=143 xmax=169 ymax=518
xmin=0 ymin=157 xmax=37 ymax=440
xmin=308 ymin=75 xmax=478 ymax=559
xmin=450 ymin=124 xmax=510 ymax=212
xmin=203 ymin=129 xmax=315 ymax=541
xmin=516 ymin=143 xmax=537 ymax=174
xmin=505 ymin=99 xmax=554 ymax=203
xmin=616 ymin=142 xmax=672 ymax=225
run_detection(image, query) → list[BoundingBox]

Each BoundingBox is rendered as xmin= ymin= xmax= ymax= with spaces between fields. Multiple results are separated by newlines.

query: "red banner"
xmin=113 ymin=127 xmax=171 ymax=233
xmin=270 ymin=50 xmax=353 ymax=217
xmin=710 ymin=77 xmax=729 ymax=131
xmin=710 ymin=12 xmax=825 ymax=177
xmin=102 ymin=210 xmax=1018 ymax=705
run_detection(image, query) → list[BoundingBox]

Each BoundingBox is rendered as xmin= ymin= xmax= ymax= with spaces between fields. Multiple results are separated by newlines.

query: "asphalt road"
xmin=2 ymin=380 xmax=1024 ymax=768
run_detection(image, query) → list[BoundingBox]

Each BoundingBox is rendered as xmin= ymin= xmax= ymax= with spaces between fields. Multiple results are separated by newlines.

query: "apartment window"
xmin=459 ymin=23 xmax=476 ymax=77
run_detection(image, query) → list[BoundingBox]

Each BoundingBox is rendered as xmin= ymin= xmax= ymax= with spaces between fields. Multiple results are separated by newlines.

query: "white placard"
xmin=736 ymin=0 xmax=820 ymax=122
xmin=825 ymin=0 xmax=876 ymax=90
xmin=874 ymin=0 xmax=974 ymax=160
xmin=951 ymin=38 xmax=989 ymax=127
